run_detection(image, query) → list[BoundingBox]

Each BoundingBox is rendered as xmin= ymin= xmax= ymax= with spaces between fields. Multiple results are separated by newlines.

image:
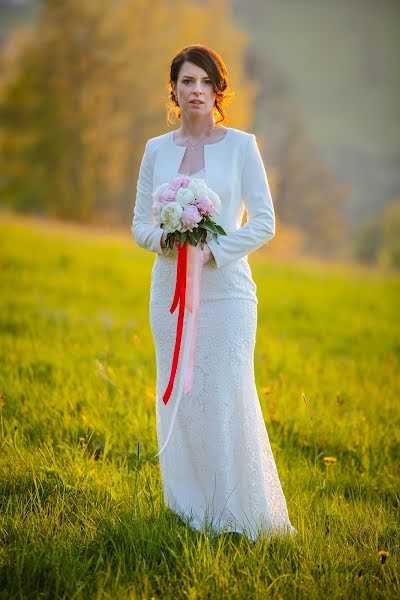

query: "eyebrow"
xmin=181 ymin=75 xmax=210 ymax=79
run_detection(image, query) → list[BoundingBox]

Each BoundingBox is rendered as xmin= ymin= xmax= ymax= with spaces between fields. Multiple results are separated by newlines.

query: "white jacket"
xmin=131 ymin=127 xmax=275 ymax=269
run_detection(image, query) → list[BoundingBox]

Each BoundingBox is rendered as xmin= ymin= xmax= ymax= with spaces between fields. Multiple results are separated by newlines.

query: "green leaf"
xmin=180 ymin=231 xmax=189 ymax=245
xmin=188 ymin=231 xmax=197 ymax=245
xmin=201 ymin=222 xmax=219 ymax=234
xmin=215 ymin=225 xmax=227 ymax=235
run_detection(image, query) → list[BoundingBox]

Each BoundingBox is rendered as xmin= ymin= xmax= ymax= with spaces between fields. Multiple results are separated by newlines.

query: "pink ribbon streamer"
xmin=153 ymin=243 xmax=203 ymax=459
xmin=184 ymin=243 xmax=203 ymax=393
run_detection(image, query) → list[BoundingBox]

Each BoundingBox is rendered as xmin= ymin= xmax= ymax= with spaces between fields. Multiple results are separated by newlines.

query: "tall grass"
xmin=0 ymin=213 xmax=399 ymax=599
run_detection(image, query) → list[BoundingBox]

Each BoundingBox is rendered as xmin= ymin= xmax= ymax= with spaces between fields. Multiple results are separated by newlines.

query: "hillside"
xmin=231 ymin=0 xmax=400 ymax=223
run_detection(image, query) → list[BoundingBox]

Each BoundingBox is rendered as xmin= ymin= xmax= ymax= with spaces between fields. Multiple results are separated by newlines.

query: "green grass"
xmin=0 ymin=212 xmax=399 ymax=599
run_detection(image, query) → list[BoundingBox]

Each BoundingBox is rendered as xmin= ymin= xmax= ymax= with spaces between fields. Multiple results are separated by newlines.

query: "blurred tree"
xmin=0 ymin=0 xmax=255 ymax=224
xmin=354 ymin=199 xmax=400 ymax=269
xmin=354 ymin=217 xmax=381 ymax=265
xmin=379 ymin=200 xmax=400 ymax=269
xmin=275 ymin=113 xmax=350 ymax=257
xmin=241 ymin=45 xmax=350 ymax=258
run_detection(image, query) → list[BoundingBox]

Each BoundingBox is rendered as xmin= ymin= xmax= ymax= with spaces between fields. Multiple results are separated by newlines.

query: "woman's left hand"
xmin=202 ymin=244 xmax=215 ymax=266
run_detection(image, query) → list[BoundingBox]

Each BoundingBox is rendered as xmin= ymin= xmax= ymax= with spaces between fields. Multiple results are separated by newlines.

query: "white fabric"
xmin=131 ymin=127 xmax=276 ymax=267
xmin=178 ymin=167 xmax=206 ymax=178
xmin=152 ymin=242 xmax=202 ymax=459
xmin=131 ymin=127 xmax=297 ymax=541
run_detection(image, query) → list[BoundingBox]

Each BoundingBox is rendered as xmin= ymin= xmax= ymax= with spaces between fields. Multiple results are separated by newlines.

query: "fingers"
xmin=202 ymin=245 xmax=211 ymax=265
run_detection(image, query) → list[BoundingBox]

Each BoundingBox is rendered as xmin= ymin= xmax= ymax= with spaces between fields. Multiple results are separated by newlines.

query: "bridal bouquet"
xmin=152 ymin=174 xmax=226 ymax=250
xmin=151 ymin=174 xmax=226 ymax=459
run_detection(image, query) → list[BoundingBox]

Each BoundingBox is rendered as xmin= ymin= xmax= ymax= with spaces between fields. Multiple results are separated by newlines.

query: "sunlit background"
xmin=0 ymin=0 xmax=399 ymax=266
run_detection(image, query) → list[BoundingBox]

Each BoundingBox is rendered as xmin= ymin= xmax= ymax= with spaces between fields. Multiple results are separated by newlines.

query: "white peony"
xmin=207 ymin=188 xmax=221 ymax=215
xmin=175 ymin=187 xmax=195 ymax=207
xmin=160 ymin=201 xmax=183 ymax=232
xmin=187 ymin=177 xmax=208 ymax=198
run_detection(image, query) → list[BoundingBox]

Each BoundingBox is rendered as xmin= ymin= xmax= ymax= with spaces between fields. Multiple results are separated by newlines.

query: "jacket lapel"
xmin=152 ymin=131 xmax=228 ymax=207
xmin=153 ymin=133 xmax=185 ymax=189
xmin=204 ymin=143 xmax=227 ymax=202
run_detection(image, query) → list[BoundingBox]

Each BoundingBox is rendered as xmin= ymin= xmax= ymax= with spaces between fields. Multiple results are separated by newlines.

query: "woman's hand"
xmin=160 ymin=231 xmax=180 ymax=253
xmin=161 ymin=232 xmax=215 ymax=265
xmin=160 ymin=230 xmax=169 ymax=252
xmin=202 ymin=244 xmax=215 ymax=266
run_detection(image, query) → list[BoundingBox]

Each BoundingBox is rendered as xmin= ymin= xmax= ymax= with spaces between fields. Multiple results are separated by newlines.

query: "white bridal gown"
xmin=149 ymin=164 xmax=297 ymax=542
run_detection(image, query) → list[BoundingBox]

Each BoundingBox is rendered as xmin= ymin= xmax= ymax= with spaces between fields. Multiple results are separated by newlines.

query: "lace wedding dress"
xmin=149 ymin=166 xmax=297 ymax=542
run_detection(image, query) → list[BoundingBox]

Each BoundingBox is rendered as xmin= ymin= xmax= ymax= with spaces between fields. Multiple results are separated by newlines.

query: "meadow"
xmin=0 ymin=212 xmax=399 ymax=599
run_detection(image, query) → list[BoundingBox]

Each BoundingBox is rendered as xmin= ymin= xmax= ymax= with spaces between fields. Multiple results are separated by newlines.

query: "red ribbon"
xmin=162 ymin=242 xmax=188 ymax=405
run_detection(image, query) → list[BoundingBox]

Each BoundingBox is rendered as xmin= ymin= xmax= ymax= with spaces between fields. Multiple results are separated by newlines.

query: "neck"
xmin=178 ymin=114 xmax=217 ymax=139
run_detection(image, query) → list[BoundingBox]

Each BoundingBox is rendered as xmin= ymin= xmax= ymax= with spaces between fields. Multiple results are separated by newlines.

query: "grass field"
xmin=0 ymin=212 xmax=399 ymax=599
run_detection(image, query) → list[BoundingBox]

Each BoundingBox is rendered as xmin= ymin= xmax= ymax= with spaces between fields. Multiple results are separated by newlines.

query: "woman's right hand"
xmin=160 ymin=230 xmax=168 ymax=251
xmin=161 ymin=233 xmax=214 ymax=262
xmin=161 ymin=231 xmax=181 ymax=254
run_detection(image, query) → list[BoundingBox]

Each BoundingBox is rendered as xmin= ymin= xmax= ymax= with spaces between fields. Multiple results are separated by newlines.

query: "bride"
xmin=131 ymin=44 xmax=297 ymax=542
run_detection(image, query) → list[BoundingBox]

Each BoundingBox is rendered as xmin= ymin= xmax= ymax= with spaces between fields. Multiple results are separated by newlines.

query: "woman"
xmin=131 ymin=44 xmax=297 ymax=542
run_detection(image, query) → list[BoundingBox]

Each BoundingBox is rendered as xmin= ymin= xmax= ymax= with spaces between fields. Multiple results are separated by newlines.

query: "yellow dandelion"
xmin=262 ymin=385 xmax=274 ymax=395
xmin=323 ymin=456 xmax=337 ymax=464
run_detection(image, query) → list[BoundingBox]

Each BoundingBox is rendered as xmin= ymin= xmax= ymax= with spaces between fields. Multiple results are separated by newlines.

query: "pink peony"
xmin=170 ymin=175 xmax=191 ymax=191
xmin=195 ymin=194 xmax=214 ymax=215
xmin=181 ymin=204 xmax=202 ymax=231
xmin=161 ymin=188 xmax=177 ymax=202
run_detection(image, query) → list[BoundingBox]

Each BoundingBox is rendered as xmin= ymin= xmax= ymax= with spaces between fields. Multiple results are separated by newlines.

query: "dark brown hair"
xmin=167 ymin=44 xmax=233 ymax=125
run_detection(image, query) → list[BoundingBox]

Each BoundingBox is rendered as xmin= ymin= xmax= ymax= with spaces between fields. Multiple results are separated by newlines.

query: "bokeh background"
xmin=1 ymin=0 xmax=399 ymax=267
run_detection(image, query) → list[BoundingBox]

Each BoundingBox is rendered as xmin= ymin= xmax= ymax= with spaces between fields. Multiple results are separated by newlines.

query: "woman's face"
xmin=173 ymin=61 xmax=216 ymax=117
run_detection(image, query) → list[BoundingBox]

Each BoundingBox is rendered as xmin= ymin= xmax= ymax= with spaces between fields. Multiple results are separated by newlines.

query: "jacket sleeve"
xmin=207 ymin=134 xmax=275 ymax=269
xmin=131 ymin=139 xmax=171 ymax=256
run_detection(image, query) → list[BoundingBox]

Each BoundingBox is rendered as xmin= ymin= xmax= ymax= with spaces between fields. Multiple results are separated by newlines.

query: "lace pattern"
xmin=178 ymin=167 xmax=206 ymax=178
xmin=149 ymin=253 xmax=297 ymax=541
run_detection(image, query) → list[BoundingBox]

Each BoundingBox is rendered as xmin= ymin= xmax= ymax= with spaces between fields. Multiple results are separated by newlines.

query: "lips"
xmin=190 ymin=100 xmax=204 ymax=104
